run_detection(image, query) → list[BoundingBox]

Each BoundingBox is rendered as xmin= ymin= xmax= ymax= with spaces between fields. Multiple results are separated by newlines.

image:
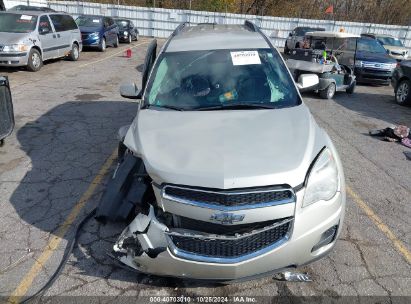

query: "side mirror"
xmin=39 ymin=27 xmax=50 ymax=35
xmin=120 ymin=82 xmax=141 ymax=99
xmin=289 ymin=32 xmax=293 ymax=37
xmin=0 ymin=77 xmax=15 ymax=146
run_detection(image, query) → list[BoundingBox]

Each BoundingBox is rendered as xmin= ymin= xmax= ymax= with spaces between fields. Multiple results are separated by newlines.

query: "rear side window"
xmin=49 ymin=14 xmax=77 ymax=32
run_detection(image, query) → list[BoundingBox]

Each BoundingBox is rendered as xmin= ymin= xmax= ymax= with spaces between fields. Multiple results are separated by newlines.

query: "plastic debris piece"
xmin=273 ymin=271 xmax=312 ymax=282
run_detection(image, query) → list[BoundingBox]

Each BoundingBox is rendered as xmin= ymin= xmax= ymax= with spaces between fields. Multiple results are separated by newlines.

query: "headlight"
xmin=124 ymin=31 xmax=128 ymax=36
xmin=2 ymin=44 xmax=29 ymax=52
xmin=302 ymin=148 xmax=339 ymax=208
xmin=90 ymin=32 xmax=99 ymax=38
xmin=354 ymin=60 xmax=363 ymax=67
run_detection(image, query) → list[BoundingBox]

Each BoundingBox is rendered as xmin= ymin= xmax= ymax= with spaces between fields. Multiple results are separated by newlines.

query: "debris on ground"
xmin=369 ymin=125 xmax=411 ymax=148
xmin=273 ymin=271 xmax=312 ymax=282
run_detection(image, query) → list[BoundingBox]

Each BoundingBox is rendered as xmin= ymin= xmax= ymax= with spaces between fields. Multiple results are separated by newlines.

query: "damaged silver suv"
xmin=96 ymin=21 xmax=346 ymax=281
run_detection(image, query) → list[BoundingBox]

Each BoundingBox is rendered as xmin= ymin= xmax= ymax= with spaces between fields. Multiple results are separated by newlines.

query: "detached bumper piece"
xmin=95 ymin=153 xmax=148 ymax=223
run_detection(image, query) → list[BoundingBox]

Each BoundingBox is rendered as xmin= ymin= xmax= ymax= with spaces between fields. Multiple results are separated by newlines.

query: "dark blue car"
xmin=353 ymin=38 xmax=398 ymax=85
xmin=76 ymin=15 xmax=119 ymax=52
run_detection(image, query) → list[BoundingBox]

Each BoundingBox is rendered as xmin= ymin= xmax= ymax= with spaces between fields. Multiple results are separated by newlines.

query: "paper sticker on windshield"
xmin=20 ymin=15 xmax=33 ymax=21
xmin=93 ymin=19 xmax=100 ymax=23
xmin=231 ymin=51 xmax=261 ymax=65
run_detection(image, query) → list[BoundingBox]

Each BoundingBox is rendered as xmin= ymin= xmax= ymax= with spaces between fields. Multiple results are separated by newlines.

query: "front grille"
xmin=81 ymin=34 xmax=89 ymax=40
xmin=363 ymin=68 xmax=392 ymax=75
xmin=169 ymin=219 xmax=291 ymax=259
xmin=163 ymin=186 xmax=294 ymax=207
xmin=175 ymin=216 xmax=288 ymax=235
xmin=362 ymin=62 xmax=393 ymax=71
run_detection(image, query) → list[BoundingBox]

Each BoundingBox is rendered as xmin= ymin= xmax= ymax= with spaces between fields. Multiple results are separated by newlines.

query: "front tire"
xmin=113 ymin=35 xmax=119 ymax=48
xmin=284 ymin=42 xmax=290 ymax=54
xmin=346 ymin=80 xmax=356 ymax=94
xmin=127 ymin=34 xmax=132 ymax=44
xmin=99 ymin=37 xmax=106 ymax=52
xmin=27 ymin=48 xmax=43 ymax=72
xmin=320 ymin=83 xmax=336 ymax=99
xmin=395 ymin=79 xmax=411 ymax=105
xmin=68 ymin=43 xmax=80 ymax=61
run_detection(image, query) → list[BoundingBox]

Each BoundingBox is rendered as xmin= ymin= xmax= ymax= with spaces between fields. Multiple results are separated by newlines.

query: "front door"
xmin=38 ymin=15 xmax=58 ymax=60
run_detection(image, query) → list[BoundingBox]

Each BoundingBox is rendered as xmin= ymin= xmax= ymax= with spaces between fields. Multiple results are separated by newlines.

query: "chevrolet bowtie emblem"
xmin=210 ymin=212 xmax=245 ymax=224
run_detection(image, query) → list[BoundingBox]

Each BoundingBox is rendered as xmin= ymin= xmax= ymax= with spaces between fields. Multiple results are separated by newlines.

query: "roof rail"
xmin=172 ymin=22 xmax=188 ymax=37
xmin=162 ymin=22 xmax=188 ymax=53
xmin=244 ymin=20 xmax=276 ymax=49
xmin=244 ymin=20 xmax=258 ymax=32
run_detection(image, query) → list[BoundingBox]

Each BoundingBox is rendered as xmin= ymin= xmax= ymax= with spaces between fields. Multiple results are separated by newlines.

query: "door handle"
xmin=53 ymin=34 xmax=56 ymax=38
xmin=57 ymin=34 xmax=61 ymax=38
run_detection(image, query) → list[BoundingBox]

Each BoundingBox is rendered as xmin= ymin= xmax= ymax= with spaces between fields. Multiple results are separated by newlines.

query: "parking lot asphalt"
xmin=0 ymin=39 xmax=410 ymax=303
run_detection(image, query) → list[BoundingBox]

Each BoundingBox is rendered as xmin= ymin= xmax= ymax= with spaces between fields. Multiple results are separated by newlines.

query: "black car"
xmin=339 ymin=37 xmax=397 ymax=85
xmin=391 ymin=60 xmax=411 ymax=105
xmin=0 ymin=76 xmax=14 ymax=146
xmin=114 ymin=18 xmax=139 ymax=43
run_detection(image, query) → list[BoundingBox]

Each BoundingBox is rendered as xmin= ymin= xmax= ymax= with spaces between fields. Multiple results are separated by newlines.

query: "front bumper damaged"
xmin=112 ymin=189 xmax=344 ymax=281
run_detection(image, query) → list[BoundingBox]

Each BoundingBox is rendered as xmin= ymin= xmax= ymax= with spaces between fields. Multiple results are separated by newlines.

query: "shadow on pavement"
xmin=9 ymin=99 xmax=226 ymax=288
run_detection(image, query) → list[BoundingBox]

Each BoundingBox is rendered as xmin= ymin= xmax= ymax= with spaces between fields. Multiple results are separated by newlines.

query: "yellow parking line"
xmin=8 ymin=149 xmax=118 ymax=303
xmin=346 ymin=186 xmax=411 ymax=264
xmin=75 ymin=40 xmax=149 ymax=69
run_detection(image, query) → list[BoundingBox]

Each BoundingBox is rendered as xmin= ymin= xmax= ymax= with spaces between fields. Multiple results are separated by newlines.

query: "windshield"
xmin=115 ymin=20 xmax=129 ymax=28
xmin=0 ymin=13 xmax=37 ymax=33
xmin=75 ymin=16 xmax=102 ymax=27
xmin=377 ymin=37 xmax=404 ymax=47
xmin=145 ymin=49 xmax=300 ymax=111
xmin=357 ymin=39 xmax=387 ymax=54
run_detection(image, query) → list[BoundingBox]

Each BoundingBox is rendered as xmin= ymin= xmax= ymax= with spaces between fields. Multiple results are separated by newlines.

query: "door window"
xmin=103 ymin=17 xmax=110 ymax=28
xmin=49 ymin=14 xmax=77 ymax=32
xmin=39 ymin=15 xmax=52 ymax=33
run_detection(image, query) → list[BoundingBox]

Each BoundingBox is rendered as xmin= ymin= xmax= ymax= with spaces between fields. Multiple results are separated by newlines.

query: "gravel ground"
xmin=0 ymin=39 xmax=410 ymax=304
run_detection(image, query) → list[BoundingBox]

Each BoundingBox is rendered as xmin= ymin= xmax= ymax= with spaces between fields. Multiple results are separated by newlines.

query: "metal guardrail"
xmin=4 ymin=0 xmax=411 ymax=49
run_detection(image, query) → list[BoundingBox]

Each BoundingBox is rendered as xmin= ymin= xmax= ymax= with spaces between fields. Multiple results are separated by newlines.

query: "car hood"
xmin=0 ymin=32 xmax=31 ymax=45
xmin=356 ymin=51 xmax=397 ymax=63
xmin=79 ymin=26 xmax=102 ymax=33
xmin=124 ymin=104 xmax=327 ymax=189
xmin=383 ymin=45 xmax=408 ymax=53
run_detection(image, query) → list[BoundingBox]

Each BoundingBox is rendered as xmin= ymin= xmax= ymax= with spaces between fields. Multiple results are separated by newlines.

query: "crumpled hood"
xmin=124 ymin=104 xmax=327 ymax=189
xmin=0 ymin=32 xmax=31 ymax=45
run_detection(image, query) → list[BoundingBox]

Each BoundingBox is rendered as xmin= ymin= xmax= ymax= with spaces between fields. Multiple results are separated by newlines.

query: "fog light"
xmin=311 ymin=225 xmax=338 ymax=252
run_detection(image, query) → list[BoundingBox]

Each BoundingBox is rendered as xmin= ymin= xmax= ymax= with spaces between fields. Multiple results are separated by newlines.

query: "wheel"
xmin=113 ymin=35 xmax=119 ymax=48
xmin=346 ymin=80 xmax=356 ymax=94
xmin=135 ymin=33 xmax=139 ymax=41
xmin=99 ymin=37 xmax=106 ymax=52
xmin=395 ymin=79 xmax=411 ymax=105
xmin=68 ymin=43 xmax=79 ymax=61
xmin=27 ymin=48 xmax=43 ymax=72
xmin=320 ymin=83 xmax=336 ymax=99
xmin=127 ymin=34 xmax=132 ymax=44
xmin=284 ymin=42 xmax=289 ymax=54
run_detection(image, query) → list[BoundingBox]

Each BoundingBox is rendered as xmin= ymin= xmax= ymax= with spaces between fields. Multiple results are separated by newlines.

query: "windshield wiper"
xmin=142 ymin=104 xmax=185 ymax=111
xmin=194 ymin=103 xmax=280 ymax=111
